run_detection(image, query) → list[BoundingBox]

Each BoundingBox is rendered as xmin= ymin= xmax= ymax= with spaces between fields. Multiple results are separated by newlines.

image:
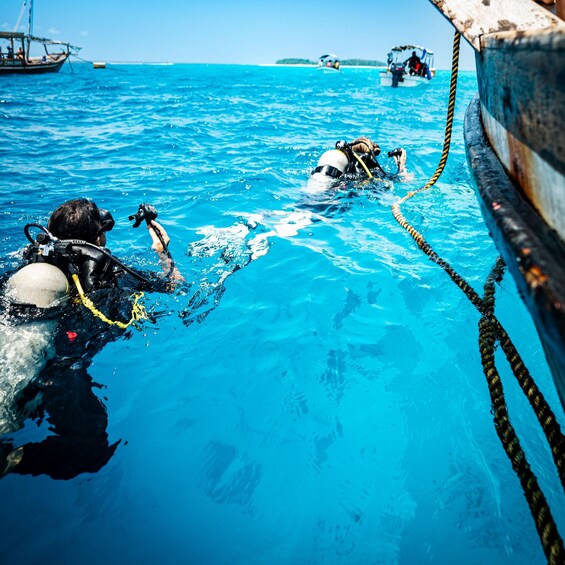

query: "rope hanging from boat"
xmin=391 ymin=30 xmax=565 ymax=564
xmin=480 ymin=260 xmax=564 ymax=565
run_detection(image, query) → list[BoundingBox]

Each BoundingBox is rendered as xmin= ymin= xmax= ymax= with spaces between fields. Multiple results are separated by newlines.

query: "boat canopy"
xmin=386 ymin=45 xmax=434 ymax=68
xmin=29 ymin=35 xmax=80 ymax=50
xmin=0 ymin=30 xmax=80 ymax=52
xmin=318 ymin=53 xmax=339 ymax=62
xmin=389 ymin=44 xmax=434 ymax=55
xmin=0 ymin=32 xmax=25 ymax=40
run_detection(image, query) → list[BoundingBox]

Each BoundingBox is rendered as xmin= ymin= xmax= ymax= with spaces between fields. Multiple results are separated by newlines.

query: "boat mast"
xmin=29 ymin=0 xmax=34 ymax=35
xmin=27 ymin=0 xmax=34 ymax=58
xmin=13 ymin=1 xmax=32 ymax=59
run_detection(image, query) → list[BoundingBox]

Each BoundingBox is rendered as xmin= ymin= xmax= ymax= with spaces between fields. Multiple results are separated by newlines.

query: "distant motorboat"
xmin=317 ymin=54 xmax=341 ymax=73
xmin=380 ymin=45 xmax=435 ymax=87
xmin=0 ymin=0 xmax=80 ymax=75
xmin=93 ymin=61 xmax=106 ymax=69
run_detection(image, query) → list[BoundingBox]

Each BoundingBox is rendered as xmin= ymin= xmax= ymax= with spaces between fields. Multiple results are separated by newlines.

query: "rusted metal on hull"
xmin=465 ymin=95 xmax=565 ymax=408
xmin=429 ymin=0 xmax=562 ymax=50
xmin=480 ymin=103 xmax=565 ymax=244
xmin=476 ymin=30 xmax=565 ymax=174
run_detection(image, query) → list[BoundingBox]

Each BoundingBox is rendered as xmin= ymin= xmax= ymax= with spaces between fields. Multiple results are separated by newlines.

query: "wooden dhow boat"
xmin=0 ymin=0 xmax=79 ymax=75
xmin=429 ymin=0 xmax=565 ymax=408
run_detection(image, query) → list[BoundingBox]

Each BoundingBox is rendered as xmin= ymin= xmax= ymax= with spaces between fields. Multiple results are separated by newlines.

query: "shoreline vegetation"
xmin=275 ymin=58 xmax=387 ymax=66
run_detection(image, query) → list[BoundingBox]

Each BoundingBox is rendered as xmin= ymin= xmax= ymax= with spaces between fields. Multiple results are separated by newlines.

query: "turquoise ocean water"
xmin=0 ymin=63 xmax=564 ymax=564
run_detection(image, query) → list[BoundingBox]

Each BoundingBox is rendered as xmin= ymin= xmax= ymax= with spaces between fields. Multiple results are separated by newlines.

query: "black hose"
xmin=23 ymin=223 xmax=150 ymax=284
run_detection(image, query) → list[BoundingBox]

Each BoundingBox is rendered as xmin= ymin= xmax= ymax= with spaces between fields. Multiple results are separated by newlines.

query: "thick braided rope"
xmin=480 ymin=260 xmax=564 ymax=564
xmin=390 ymin=30 xmax=565 ymax=559
xmin=392 ymin=32 xmax=460 ymax=209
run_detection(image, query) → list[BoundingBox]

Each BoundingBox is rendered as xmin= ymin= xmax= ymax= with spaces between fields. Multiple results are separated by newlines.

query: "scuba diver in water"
xmin=0 ymin=198 xmax=182 ymax=479
xmin=23 ymin=198 xmax=182 ymax=292
xmin=181 ymin=138 xmax=410 ymax=326
xmin=309 ymin=137 xmax=407 ymax=188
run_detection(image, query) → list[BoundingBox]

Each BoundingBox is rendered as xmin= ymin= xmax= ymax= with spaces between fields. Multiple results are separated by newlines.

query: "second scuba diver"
xmin=309 ymin=137 xmax=407 ymax=190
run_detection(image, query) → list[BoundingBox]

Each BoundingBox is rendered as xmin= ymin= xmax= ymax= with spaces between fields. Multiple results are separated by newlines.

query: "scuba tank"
xmin=1 ymin=264 xmax=67 ymax=435
xmin=5 ymin=263 xmax=68 ymax=309
xmin=311 ymin=149 xmax=350 ymax=179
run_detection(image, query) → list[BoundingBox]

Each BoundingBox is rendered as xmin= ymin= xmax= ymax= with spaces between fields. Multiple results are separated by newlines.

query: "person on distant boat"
xmin=6 ymin=46 xmax=13 ymax=60
xmin=16 ymin=47 xmax=24 ymax=61
xmin=405 ymin=51 xmax=421 ymax=76
xmin=310 ymin=137 xmax=407 ymax=186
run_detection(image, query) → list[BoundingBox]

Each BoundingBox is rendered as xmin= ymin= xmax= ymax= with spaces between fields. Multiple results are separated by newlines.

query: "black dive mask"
xmin=99 ymin=208 xmax=115 ymax=233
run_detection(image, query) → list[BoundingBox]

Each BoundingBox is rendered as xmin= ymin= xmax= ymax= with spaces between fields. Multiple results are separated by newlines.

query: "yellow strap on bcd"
xmin=71 ymin=273 xmax=147 ymax=329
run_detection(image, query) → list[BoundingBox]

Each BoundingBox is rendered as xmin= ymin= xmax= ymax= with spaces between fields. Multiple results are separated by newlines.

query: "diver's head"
xmin=351 ymin=137 xmax=381 ymax=157
xmin=48 ymin=198 xmax=114 ymax=245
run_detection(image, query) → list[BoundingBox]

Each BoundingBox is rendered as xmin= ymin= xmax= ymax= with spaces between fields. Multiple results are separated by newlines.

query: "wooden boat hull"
xmin=476 ymin=29 xmax=565 ymax=242
xmin=427 ymin=0 xmax=565 ymax=407
xmin=0 ymin=56 xmax=68 ymax=75
xmin=465 ymin=25 xmax=565 ymax=408
xmin=465 ymin=93 xmax=565 ymax=408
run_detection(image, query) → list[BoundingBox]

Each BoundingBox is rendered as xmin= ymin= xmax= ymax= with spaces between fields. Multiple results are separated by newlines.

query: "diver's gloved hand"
xmin=388 ymin=148 xmax=407 ymax=174
xmin=148 ymin=220 xmax=170 ymax=253
xmin=387 ymin=148 xmax=403 ymax=158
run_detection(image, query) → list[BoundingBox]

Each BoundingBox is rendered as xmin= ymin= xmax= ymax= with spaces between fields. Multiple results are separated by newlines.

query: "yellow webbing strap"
xmin=352 ymin=151 xmax=374 ymax=179
xmin=337 ymin=148 xmax=375 ymax=180
xmin=71 ymin=273 xmax=147 ymax=329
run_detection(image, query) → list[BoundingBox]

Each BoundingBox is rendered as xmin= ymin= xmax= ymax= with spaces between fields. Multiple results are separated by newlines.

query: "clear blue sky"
xmin=2 ymin=0 xmax=476 ymax=70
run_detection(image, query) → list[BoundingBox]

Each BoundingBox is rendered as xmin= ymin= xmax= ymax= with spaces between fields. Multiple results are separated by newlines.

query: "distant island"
xmin=276 ymin=58 xmax=386 ymax=67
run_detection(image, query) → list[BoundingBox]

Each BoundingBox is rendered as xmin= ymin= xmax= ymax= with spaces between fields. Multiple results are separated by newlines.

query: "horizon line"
xmin=72 ymin=60 xmax=473 ymax=71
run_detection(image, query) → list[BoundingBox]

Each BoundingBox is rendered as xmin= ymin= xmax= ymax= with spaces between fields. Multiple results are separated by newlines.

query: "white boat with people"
xmin=317 ymin=54 xmax=341 ymax=73
xmin=379 ymin=45 xmax=435 ymax=87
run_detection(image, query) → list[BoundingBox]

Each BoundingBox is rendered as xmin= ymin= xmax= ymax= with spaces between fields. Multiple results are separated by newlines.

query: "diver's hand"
xmin=148 ymin=220 xmax=184 ymax=282
xmin=148 ymin=220 xmax=170 ymax=253
xmin=388 ymin=148 xmax=407 ymax=174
